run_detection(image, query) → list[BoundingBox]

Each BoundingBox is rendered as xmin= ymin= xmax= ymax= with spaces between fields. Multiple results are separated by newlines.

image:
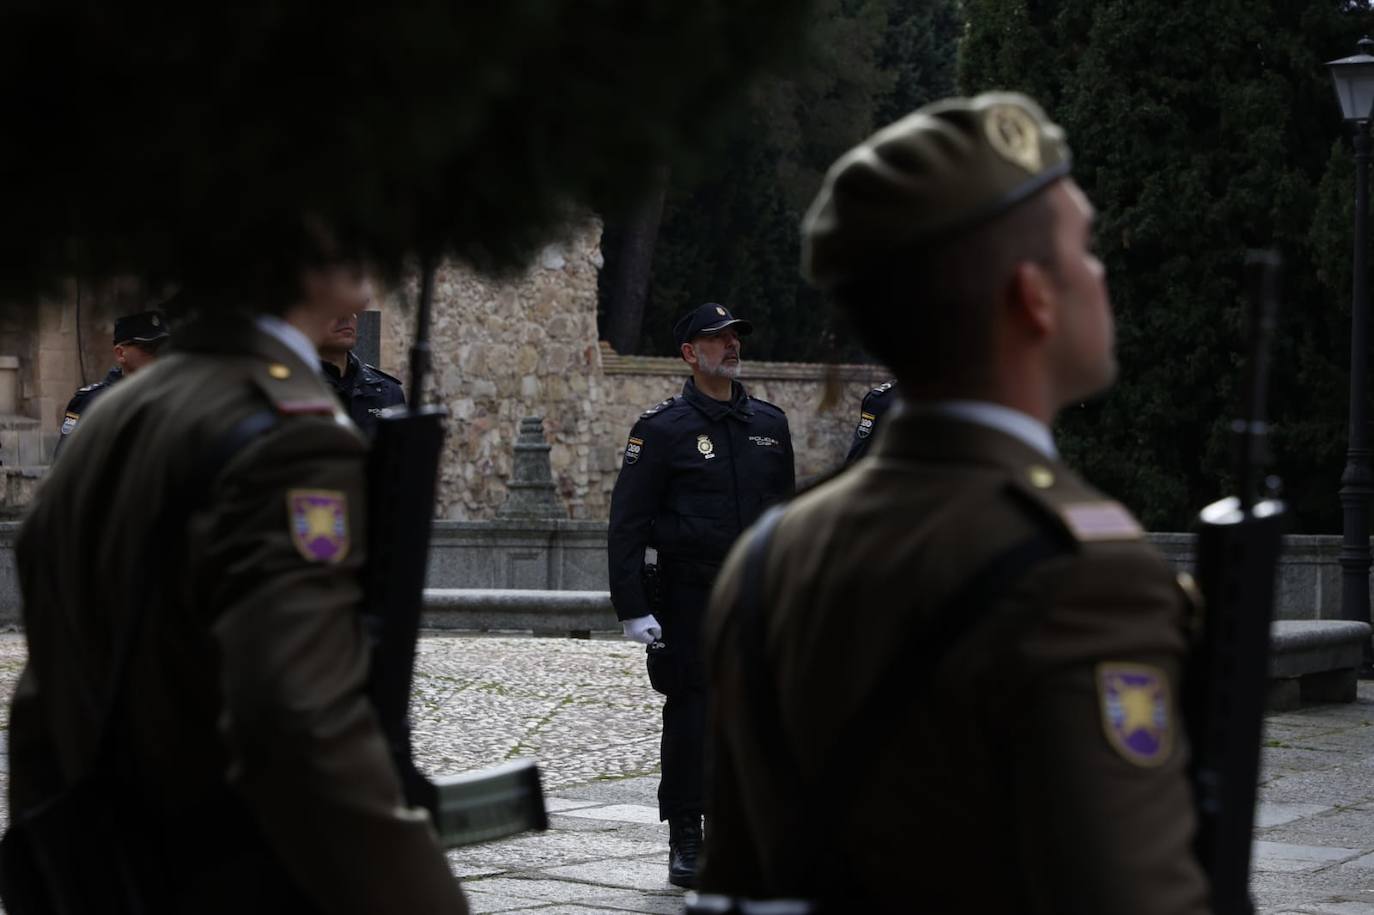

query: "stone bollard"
xmin=496 ymin=416 xmax=569 ymax=520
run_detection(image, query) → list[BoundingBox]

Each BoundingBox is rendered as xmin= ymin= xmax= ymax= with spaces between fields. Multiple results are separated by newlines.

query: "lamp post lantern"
xmin=1329 ymin=37 xmax=1374 ymax=671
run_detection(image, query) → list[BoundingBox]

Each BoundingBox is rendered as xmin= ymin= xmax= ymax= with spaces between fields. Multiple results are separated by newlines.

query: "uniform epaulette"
xmin=248 ymin=358 xmax=340 ymax=417
xmin=862 ymin=382 xmax=896 ymax=409
xmin=364 ymin=364 xmax=404 ymax=386
xmin=1006 ymin=462 xmax=1143 ymax=545
xmin=76 ymin=382 xmax=103 ymax=394
xmin=639 ymin=397 xmax=677 ymax=420
xmin=748 ymin=396 xmax=787 ymax=417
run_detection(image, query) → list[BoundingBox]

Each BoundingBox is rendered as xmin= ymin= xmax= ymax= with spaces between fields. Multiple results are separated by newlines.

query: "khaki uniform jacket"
xmin=10 ymin=318 xmax=467 ymax=914
xmin=700 ymin=411 xmax=1210 ymax=914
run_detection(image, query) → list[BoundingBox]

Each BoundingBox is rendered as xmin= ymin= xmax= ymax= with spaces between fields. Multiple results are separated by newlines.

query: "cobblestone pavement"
xmin=0 ymin=632 xmax=1371 ymax=912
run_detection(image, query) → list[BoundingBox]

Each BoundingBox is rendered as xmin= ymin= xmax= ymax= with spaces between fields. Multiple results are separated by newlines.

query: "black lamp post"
xmin=1329 ymin=37 xmax=1374 ymax=669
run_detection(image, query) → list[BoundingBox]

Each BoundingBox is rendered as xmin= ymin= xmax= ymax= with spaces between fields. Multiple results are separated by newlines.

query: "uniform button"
xmin=1027 ymin=465 xmax=1055 ymax=489
xmin=268 ymin=364 xmax=291 ymax=380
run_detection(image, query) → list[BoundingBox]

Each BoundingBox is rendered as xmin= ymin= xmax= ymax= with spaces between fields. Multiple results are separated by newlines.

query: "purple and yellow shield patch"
xmin=287 ymin=489 xmax=350 ymax=564
xmin=1097 ymin=663 xmax=1172 ymax=767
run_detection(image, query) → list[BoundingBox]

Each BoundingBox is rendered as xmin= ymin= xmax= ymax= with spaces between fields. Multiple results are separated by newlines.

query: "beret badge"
xmin=985 ymin=104 xmax=1042 ymax=173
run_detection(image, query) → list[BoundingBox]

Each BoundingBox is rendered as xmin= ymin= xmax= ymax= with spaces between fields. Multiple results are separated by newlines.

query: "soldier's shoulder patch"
xmin=623 ymin=435 xmax=645 ymax=466
xmin=855 ymin=410 xmax=877 ymax=439
xmin=1097 ymin=662 xmax=1172 ymax=767
xmin=287 ymin=489 xmax=350 ymax=564
xmin=639 ymin=397 xmax=677 ymax=420
xmin=60 ymin=412 xmax=79 ymax=436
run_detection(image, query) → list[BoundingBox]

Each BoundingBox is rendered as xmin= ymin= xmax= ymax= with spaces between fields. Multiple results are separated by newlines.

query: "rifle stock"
xmin=1184 ymin=251 xmax=1285 ymax=914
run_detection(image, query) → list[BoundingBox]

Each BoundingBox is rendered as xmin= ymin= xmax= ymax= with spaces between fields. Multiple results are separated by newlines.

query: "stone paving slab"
xmin=0 ymin=632 xmax=1370 ymax=911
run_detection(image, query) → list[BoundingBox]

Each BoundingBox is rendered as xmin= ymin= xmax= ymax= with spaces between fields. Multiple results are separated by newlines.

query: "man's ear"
xmin=680 ymin=342 xmax=697 ymax=367
xmin=1009 ymin=260 xmax=1056 ymax=338
xmin=113 ymin=343 xmax=127 ymax=367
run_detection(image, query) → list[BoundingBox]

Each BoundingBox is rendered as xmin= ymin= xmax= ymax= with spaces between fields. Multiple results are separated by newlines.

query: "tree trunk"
xmin=604 ymin=164 xmax=670 ymax=354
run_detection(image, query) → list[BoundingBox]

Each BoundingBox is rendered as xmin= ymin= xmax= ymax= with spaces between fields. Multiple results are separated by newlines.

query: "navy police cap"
xmin=672 ymin=302 xmax=753 ymax=348
xmin=113 ymin=310 xmax=171 ymax=345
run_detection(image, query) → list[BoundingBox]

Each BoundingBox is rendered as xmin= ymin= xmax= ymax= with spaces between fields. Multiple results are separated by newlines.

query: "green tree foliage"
xmin=0 ymin=2 xmax=811 ymax=303
xmin=604 ymin=0 xmax=961 ymax=360
xmin=961 ymin=0 xmax=1374 ymax=531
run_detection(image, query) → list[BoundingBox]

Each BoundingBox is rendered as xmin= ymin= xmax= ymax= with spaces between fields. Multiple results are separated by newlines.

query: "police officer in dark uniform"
xmin=607 ymin=302 xmax=795 ymax=889
xmin=54 ymin=309 xmax=171 ymax=459
xmin=318 ymin=302 xmax=405 ymax=437
xmin=843 ymin=380 xmax=898 ymax=464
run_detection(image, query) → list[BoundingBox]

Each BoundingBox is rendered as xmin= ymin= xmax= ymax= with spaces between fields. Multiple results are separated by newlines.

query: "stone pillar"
xmin=496 ymin=417 xmax=568 ymax=519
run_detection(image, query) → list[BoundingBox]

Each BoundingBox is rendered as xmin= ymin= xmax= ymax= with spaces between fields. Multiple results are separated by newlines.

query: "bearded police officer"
xmin=698 ymin=94 xmax=1210 ymax=913
xmin=843 ymin=380 xmax=897 ymax=465
xmin=53 ymin=309 xmax=171 ymax=459
xmin=608 ymin=302 xmax=795 ymax=889
xmin=10 ymin=259 xmax=468 ymax=913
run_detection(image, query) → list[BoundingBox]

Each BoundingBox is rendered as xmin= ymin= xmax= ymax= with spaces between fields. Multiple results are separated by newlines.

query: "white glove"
xmin=622 ymin=614 xmax=663 ymax=645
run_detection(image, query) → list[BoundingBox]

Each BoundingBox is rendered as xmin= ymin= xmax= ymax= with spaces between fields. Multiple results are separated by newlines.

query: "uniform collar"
xmin=915 ymin=400 xmax=1057 ymax=459
xmin=873 ymin=406 xmax=1061 ymax=475
xmin=173 ymin=313 xmax=326 ymax=387
xmin=321 ymin=351 xmax=361 ymax=385
xmin=682 ymin=378 xmax=754 ymax=421
xmin=255 ymin=315 xmax=323 ymax=375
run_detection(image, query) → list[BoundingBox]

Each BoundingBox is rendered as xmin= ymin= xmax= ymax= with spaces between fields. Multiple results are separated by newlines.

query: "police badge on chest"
xmin=697 ymin=434 xmax=716 ymax=460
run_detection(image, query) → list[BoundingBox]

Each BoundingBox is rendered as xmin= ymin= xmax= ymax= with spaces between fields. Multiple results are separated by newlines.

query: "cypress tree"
xmin=961 ymin=0 xmax=1374 ymax=531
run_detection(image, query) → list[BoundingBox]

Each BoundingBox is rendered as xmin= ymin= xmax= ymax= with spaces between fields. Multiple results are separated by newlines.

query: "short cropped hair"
xmin=831 ymin=189 xmax=1058 ymax=390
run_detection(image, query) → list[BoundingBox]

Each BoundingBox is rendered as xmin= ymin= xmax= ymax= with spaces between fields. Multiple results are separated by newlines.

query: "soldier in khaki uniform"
xmin=698 ymin=94 xmax=1211 ymax=913
xmin=9 ymin=265 xmax=468 ymax=913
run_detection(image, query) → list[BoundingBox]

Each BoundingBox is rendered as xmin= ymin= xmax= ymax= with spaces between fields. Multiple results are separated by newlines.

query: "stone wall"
xmin=2 ymin=279 xmax=146 ymax=462
xmin=376 ymin=221 xmax=888 ymax=521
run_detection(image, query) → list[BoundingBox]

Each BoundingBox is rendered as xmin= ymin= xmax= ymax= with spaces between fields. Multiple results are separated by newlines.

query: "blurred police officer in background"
xmin=843 ymin=380 xmax=897 ymax=465
xmin=10 ymin=249 xmax=468 ymax=913
xmin=698 ymin=94 xmax=1210 ymax=913
xmin=607 ymin=302 xmax=795 ymax=889
xmin=318 ymin=277 xmax=405 ymax=437
xmin=53 ymin=309 xmax=171 ymax=459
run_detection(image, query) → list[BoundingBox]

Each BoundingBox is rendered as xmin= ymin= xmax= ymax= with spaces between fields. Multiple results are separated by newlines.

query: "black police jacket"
xmin=608 ymin=378 xmax=795 ymax=621
xmin=843 ymin=381 xmax=898 ymax=465
xmin=321 ymin=352 xmax=406 ymax=437
xmin=53 ymin=366 xmax=124 ymax=460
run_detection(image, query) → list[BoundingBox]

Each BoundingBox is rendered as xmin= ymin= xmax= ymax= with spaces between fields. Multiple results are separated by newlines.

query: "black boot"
xmin=667 ymin=813 xmax=703 ymax=889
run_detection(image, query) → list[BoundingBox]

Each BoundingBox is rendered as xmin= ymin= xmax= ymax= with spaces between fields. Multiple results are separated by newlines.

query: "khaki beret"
xmin=801 ymin=92 xmax=1071 ymax=291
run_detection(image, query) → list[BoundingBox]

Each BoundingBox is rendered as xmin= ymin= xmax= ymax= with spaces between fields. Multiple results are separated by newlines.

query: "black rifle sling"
xmin=734 ymin=509 xmax=1070 ymax=896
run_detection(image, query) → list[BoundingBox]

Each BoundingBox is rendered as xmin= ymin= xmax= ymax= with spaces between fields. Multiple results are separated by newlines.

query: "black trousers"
xmin=655 ymin=561 xmax=715 ymax=821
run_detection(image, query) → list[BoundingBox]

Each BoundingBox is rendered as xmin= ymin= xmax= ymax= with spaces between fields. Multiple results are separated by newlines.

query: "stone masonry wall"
xmin=377 ymin=221 xmax=887 ymax=521
xmin=6 ymin=281 xmax=145 ymax=435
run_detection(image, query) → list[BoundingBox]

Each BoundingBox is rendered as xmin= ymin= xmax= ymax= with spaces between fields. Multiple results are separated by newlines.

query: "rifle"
xmin=1184 ymin=250 xmax=1286 ymax=914
xmin=362 ymin=256 xmax=548 ymax=848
